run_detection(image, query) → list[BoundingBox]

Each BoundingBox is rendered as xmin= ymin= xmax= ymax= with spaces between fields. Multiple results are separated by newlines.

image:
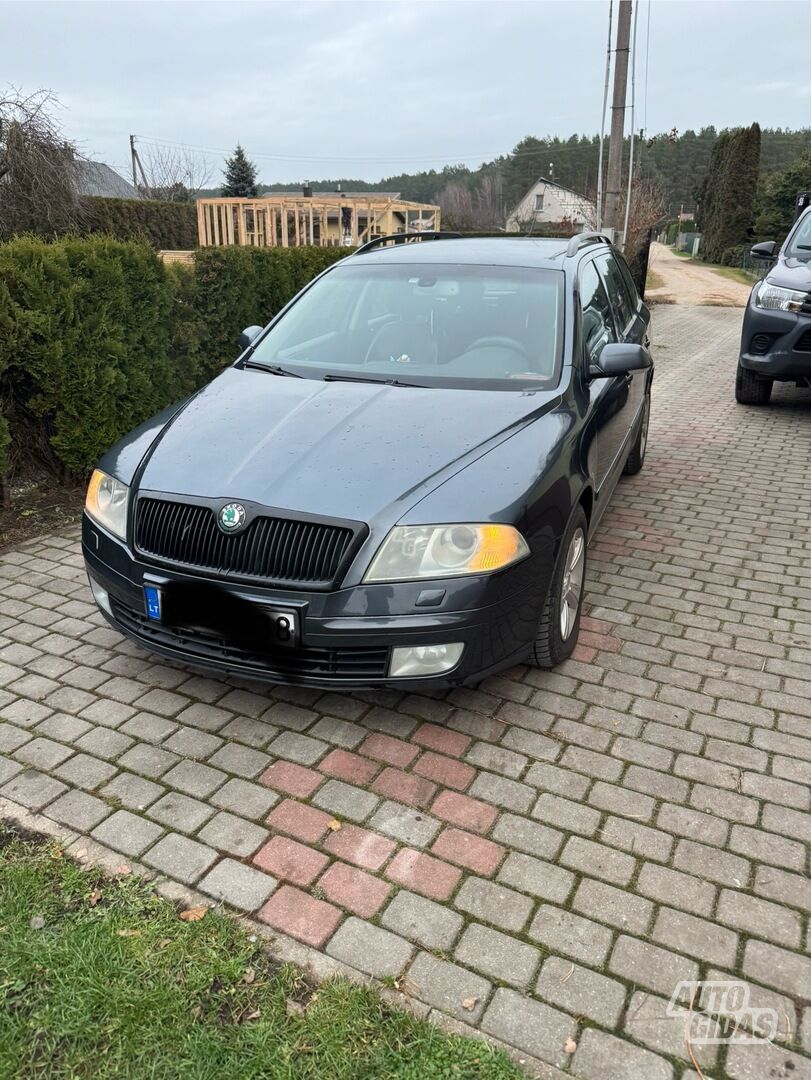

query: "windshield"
xmin=786 ymin=212 xmax=811 ymax=259
xmin=247 ymin=262 xmax=564 ymax=389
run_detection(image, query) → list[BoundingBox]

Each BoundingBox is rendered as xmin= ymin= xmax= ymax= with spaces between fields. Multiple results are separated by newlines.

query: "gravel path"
xmin=646 ymin=242 xmax=752 ymax=307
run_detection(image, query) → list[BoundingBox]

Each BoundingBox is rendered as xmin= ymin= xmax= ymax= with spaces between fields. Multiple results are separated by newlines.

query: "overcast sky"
xmin=2 ymin=0 xmax=809 ymax=184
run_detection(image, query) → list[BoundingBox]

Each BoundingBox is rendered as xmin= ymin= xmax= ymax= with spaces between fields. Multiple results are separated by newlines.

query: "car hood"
xmin=766 ymin=256 xmax=811 ymax=291
xmin=137 ymin=367 xmax=560 ymax=526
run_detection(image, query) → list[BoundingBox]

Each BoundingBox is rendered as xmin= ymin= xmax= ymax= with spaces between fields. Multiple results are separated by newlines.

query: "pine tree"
xmin=221 ymin=145 xmax=258 ymax=197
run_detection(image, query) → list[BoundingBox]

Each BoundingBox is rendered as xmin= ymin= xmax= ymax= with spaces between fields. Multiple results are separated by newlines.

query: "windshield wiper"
xmin=243 ymin=360 xmax=303 ymax=378
xmin=322 ymin=373 xmax=426 ymax=388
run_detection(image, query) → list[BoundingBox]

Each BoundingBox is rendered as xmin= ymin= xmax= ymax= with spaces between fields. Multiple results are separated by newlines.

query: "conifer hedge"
xmin=697 ymin=124 xmax=761 ymax=264
xmin=0 ymin=239 xmax=350 ymax=487
xmin=81 ymin=196 xmax=198 ymax=250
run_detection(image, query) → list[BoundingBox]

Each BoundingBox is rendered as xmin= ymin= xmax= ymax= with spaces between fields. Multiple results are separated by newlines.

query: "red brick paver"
xmin=413 ymin=750 xmax=475 ymax=791
xmin=318 ymin=861 xmax=391 ymax=917
xmin=358 ymin=732 xmax=419 ymax=768
xmin=318 ymin=748 xmax=379 ymax=785
xmin=371 ymin=766 xmax=437 ymax=808
xmin=431 ymin=790 xmax=498 ymax=834
xmin=431 ymin=827 xmax=505 ymax=876
xmin=323 ymin=823 xmax=396 ymax=871
xmin=258 ymin=885 xmax=341 ymax=948
xmin=252 ymin=835 xmax=329 ymax=886
xmin=385 ymin=848 xmax=462 ymax=900
xmin=266 ymin=799 xmax=333 ymax=843
xmin=261 ymin=760 xmax=322 ymax=798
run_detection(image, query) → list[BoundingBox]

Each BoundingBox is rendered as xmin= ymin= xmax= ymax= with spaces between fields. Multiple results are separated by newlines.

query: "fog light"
xmin=389 ymin=643 xmax=464 ymax=678
xmin=87 ymin=575 xmax=112 ymax=617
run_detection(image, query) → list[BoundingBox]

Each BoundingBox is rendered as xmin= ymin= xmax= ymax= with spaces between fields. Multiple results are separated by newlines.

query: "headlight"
xmin=85 ymin=469 xmax=129 ymax=540
xmin=756 ymin=281 xmax=806 ymax=312
xmin=364 ymin=524 xmax=529 ymax=583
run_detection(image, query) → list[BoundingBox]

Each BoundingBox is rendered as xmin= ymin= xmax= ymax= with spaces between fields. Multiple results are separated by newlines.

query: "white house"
xmin=506 ymin=178 xmax=596 ymax=232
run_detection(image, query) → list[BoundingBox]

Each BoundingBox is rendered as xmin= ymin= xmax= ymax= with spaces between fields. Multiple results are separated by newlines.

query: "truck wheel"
xmin=735 ymin=363 xmax=772 ymax=404
xmin=623 ymin=393 xmax=650 ymax=476
xmin=530 ymin=506 xmax=588 ymax=669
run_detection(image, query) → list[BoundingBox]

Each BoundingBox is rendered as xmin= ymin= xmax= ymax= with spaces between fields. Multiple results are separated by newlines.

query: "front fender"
xmin=96 ymin=398 xmax=193 ymax=485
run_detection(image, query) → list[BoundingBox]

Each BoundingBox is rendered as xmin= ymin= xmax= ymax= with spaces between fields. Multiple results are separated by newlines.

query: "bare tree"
xmin=622 ymin=177 xmax=666 ymax=289
xmin=438 ymin=174 xmax=504 ymax=232
xmin=0 ymin=86 xmax=85 ymax=239
xmin=137 ymin=142 xmax=212 ymax=202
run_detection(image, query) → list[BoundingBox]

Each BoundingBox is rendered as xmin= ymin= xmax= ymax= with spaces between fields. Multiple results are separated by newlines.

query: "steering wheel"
xmin=463 ymin=336 xmax=532 ymax=364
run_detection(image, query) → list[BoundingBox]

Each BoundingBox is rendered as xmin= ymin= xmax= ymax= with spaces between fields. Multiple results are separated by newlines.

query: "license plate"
xmin=143 ymin=583 xmax=298 ymax=648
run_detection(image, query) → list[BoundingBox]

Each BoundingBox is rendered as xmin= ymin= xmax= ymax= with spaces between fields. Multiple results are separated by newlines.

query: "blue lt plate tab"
xmin=144 ymin=585 xmax=162 ymax=621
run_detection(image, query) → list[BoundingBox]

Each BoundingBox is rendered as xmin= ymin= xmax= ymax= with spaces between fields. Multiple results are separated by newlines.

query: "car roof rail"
xmin=353 ymin=231 xmax=463 ymax=256
xmin=566 ymin=231 xmax=614 ymax=258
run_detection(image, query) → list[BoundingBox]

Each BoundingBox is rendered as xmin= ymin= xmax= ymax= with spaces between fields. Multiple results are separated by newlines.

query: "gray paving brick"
xmin=481 ymin=988 xmax=577 ymax=1070
xmin=560 ymin=835 xmax=636 ymax=886
xmin=119 ymin=712 xmax=178 ymax=743
xmin=143 ymin=833 xmax=217 ymax=884
xmin=406 ymin=952 xmax=491 ymax=1024
xmin=135 ymin=689 xmax=191 ymax=718
xmin=753 ymin=864 xmax=811 ymax=913
xmin=573 ymin=877 xmax=653 ymax=935
xmin=455 ymin=923 xmax=540 ymax=988
xmin=524 ymin=761 xmax=590 ymax=799
xmin=211 ymin=777 xmax=279 ymax=819
xmin=380 ymin=890 xmax=463 ymax=951
xmin=465 ymin=741 xmax=527 ymax=779
xmin=454 ymin=877 xmax=533 ymax=933
xmin=0 ymin=699 xmax=52 ymax=728
xmin=118 ymin=743 xmax=179 ymax=779
xmin=78 ymin=698 xmax=137 ymax=728
xmin=529 ymin=904 xmax=613 ymax=967
xmin=198 ymin=859 xmax=277 ymax=911
xmin=198 ymin=812 xmax=268 ymax=858
xmin=74 ymin=727 xmax=134 ymax=761
xmin=491 ymin=812 xmax=562 ymax=860
xmin=0 ymin=722 xmax=31 ymax=752
xmin=148 ymin=792 xmax=215 ymax=833
xmin=14 ymin=736 xmax=73 ymax=770
xmin=624 ymin=990 xmax=719 ymax=1071
xmin=496 ymin=851 xmax=575 ymax=905
xmin=673 ymin=839 xmax=749 ymax=888
xmin=369 ymin=800 xmax=440 ymax=847
xmin=268 ymin=731 xmax=328 ymax=766
xmin=162 ymin=760 xmax=227 ymax=799
xmin=637 ymin=863 xmax=716 ymax=917
xmin=743 ymin=939 xmax=811 ymax=999
xmin=326 ymin=917 xmax=413 ymax=978
xmin=1 ymin=767 xmax=65 ymax=809
xmin=162 ymin=726 xmax=223 ymax=760
xmin=532 ymin=792 xmax=601 ymax=835
xmin=101 ymin=772 xmax=164 ymax=811
xmin=206 ymin=743 xmax=270 ymax=779
xmin=91 ymin=810 xmax=163 ymax=856
xmin=218 ymin=716 xmax=279 ymax=748
xmin=53 ymin=753 xmax=117 ymax=790
xmin=309 ymin=716 xmax=366 ymax=748
xmin=572 ymin=1027 xmax=674 ymax=1080
xmin=724 ymin=1041 xmax=811 ymax=1080
xmin=35 ymin=713 xmax=91 ymax=742
xmin=609 ymin=934 xmax=698 ymax=998
xmin=48 ymin=789 xmax=110 ymax=831
xmin=536 ymin=955 xmax=627 ymax=1028
xmin=469 ymin=771 xmax=534 ymax=813
xmin=312 ymin=778 xmax=379 ymax=823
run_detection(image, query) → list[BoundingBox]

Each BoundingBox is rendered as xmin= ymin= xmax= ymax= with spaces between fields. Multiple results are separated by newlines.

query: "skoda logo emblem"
xmin=218 ymin=503 xmax=247 ymax=534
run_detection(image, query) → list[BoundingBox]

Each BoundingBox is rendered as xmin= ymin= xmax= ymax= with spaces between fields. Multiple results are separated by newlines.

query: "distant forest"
xmin=231 ymin=127 xmax=811 ymax=216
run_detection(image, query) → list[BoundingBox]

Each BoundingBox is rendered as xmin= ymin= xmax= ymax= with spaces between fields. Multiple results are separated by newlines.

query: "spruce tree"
xmin=221 ymin=145 xmax=258 ymax=197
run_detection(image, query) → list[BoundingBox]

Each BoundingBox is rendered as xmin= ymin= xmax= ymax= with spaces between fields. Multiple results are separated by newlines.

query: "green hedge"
xmin=81 ymin=196 xmax=198 ymax=250
xmin=0 ymin=240 xmax=350 ymax=485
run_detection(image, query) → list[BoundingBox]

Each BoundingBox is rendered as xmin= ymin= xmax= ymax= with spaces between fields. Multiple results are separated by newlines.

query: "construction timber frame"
xmin=196 ymin=194 xmax=441 ymax=248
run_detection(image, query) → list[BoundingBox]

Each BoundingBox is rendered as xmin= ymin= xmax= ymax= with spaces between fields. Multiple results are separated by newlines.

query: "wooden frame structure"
xmin=196 ymin=194 xmax=440 ymax=248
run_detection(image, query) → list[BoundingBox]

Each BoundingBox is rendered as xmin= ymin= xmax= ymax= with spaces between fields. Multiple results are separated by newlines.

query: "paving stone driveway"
xmin=1 ymin=304 xmax=810 ymax=1079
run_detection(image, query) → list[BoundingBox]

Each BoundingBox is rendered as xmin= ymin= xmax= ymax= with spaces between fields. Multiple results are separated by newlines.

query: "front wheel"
xmin=530 ymin=506 xmax=588 ymax=669
xmin=735 ymin=363 xmax=772 ymax=404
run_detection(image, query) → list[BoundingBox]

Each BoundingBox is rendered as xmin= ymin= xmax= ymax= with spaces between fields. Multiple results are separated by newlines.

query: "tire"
xmin=623 ymin=392 xmax=650 ymax=476
xmin=735 ymin=363 xmax=772 ymax=405
xmin=530 ymin=506 xmax=588 ymax=669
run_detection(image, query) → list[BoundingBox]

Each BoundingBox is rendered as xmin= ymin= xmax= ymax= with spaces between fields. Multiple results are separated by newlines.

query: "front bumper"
xmin=739 ymin=303 xmax=811 ymax=381
xmin=82 ymin=514 xmax=546 ymax=690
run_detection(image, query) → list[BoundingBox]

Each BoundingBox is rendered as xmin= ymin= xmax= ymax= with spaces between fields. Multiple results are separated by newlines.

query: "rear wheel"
xmin=530 ymin=506 xmax=588 ymax=669
xmin=623 ymin=392 xmax=650 ymax=476
xmin=735 ymin=363 xmax=772 ymax=404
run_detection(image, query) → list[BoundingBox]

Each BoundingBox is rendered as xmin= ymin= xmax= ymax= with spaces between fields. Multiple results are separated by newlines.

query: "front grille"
xmin=134 ymin=498 xmax=360 ymax=589
xmin=795 ymin=328 xmax=811 ymax=353
xmin=750 ymin=332 xmax=776 ymax=355
xmin=110 ymin=595 xmax=390 ymax=682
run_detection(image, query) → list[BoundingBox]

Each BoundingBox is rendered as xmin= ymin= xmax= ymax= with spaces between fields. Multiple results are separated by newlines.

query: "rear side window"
xmin=579 ymin=261 xmax=617 ymax=364
xmin=595 ymin=251 xmax=636 ymax=331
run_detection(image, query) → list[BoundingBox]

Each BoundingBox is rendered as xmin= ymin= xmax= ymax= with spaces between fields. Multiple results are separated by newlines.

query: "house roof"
xmin=519 ymin=177 xmax=594 ymax=203
xmin=261 ymin=191 xmax=402 ymax=201
xmin=73 ymin=161 xmax=138 ymax=200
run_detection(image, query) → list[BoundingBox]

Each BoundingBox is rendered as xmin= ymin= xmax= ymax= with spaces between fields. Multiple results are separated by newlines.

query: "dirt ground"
xmin=645 ymin=241 xmax=752 ymax=307
xmin=0 ymin=469 xmax=83 ymax=552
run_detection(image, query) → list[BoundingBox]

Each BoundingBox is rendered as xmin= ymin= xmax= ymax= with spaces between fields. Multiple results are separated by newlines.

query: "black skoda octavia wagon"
xmin=83 ymin=233 xmax=652 ymax=689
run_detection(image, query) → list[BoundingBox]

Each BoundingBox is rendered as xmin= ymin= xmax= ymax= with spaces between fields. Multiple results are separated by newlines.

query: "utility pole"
xmin=603 ymin=0 xmax=632 ymax=232
xmin=129 ymin=135 xmax=138 ymax=191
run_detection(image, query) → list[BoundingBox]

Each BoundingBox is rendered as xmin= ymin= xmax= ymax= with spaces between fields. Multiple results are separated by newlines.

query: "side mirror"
xmin=589 ymin=342 xmax=652 ymax=380
xmin=239 ymin=325 xmax=263 ymax=351
xmin=750 ymin=241 xmax=777 ymax=261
